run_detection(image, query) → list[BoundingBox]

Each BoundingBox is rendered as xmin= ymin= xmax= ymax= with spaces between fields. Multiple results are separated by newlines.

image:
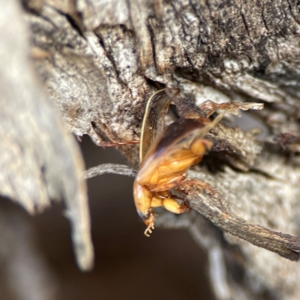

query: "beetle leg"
xmin=144 ymin=223 xmax=155 ymax=237
xmin=161 ymin=198 xmax=188 ymax=214
xmin=199 ymin=100 xmax=264 ymax=118
xmin=151 ymin=195 xmax=188 ymax=215
xmin=144 ymin=209 xmax=156 ymax=237
xmin=151 ymin=197 xmax=163 ymax=207
xmin=150 ymin=173 xmax=187 ymax=192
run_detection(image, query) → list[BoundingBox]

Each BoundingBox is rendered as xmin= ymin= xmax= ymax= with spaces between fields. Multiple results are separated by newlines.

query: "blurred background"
xmin=0 ymin=137 xmax=214 ymax=300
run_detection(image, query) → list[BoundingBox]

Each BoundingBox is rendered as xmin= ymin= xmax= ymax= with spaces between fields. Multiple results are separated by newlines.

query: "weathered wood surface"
xmin=2 ymin=0 xmax=300 ymax=299
xmin=0 ymin=0 xmax=93 ymax=271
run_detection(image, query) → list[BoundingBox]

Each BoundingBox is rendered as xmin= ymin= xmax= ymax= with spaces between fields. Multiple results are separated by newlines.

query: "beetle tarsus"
xmin=144 ymin=224 xmax=155 ymax=237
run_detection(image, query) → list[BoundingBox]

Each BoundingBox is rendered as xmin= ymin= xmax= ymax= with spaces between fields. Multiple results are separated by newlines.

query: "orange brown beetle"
xmin=134 ymin=89 xmax=263 ymax=236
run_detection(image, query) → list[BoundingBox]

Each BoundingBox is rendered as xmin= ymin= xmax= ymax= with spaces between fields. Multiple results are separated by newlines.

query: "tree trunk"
xmin=2 ymin=0 xmax=300 ymax=299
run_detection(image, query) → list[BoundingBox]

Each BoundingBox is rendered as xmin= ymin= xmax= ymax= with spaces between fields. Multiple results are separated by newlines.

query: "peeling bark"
xmin=0 ymin=0 xmax=93 ymax=271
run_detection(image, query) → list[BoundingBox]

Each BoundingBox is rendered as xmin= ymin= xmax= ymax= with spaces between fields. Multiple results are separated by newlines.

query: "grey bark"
xmin=0 ymin=0 xmax=93 ymax=271
xmin=2 ymin=0 xmax=300 ymax=299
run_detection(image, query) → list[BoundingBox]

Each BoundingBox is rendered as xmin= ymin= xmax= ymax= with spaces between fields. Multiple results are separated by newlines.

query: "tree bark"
xmin=3 ymin=0 xmax=300 ymax=299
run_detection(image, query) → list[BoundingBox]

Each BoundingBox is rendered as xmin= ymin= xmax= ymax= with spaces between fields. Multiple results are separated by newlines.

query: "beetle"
xmin=133 ymin=89 xmax=263 ymax=236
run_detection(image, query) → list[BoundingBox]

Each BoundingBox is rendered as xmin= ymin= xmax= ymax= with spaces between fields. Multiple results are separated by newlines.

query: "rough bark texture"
xmin=3 ymin=0 xmax=300 ymax=299
xmin=0 ymin=0 xmax=93 ymax=271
